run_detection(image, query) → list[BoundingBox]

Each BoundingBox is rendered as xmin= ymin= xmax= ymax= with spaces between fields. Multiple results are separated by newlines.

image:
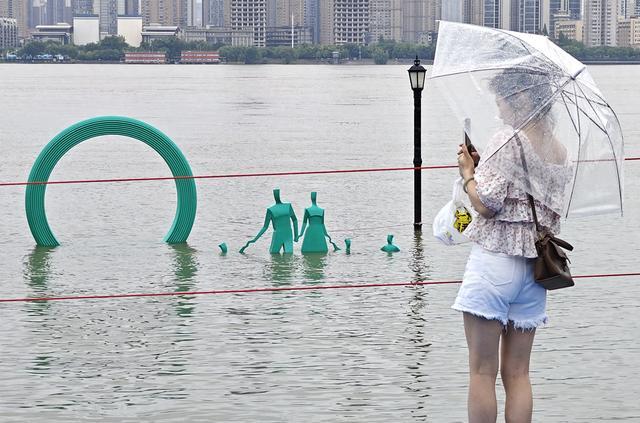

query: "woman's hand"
xmin=458 ymin=144 xmax=478 ymax=179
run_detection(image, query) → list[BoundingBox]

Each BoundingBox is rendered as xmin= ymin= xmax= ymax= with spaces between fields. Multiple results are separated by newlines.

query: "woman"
xmin=453 ymin=71 xmax=569 ymax=422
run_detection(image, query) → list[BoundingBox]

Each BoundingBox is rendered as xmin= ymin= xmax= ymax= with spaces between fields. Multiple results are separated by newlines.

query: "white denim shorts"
xmin=452 ymin=244 xmax=547 ymax=330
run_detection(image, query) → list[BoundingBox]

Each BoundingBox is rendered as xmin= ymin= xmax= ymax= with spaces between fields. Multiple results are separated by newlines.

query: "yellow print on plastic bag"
xmin=454 ymin=208 xmax=472 ymax=233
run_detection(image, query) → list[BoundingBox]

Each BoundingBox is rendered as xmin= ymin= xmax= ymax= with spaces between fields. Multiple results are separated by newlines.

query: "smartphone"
xmin=464 ymin=118 xmax=476 ymax=153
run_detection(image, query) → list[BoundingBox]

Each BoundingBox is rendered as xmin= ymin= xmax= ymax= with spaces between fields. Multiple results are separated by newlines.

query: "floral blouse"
xmin=464 ymin=130 xmax=571 ymax=258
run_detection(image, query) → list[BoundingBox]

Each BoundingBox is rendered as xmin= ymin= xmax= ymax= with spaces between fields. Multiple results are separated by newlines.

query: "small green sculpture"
xmin=381 ymin=234 xmax=400 ymax=253
xmin=218 ymin=242 xmax=228 ymax=254
xmin=240 ymin=188 xmax=299 ymax=254
xmin=345 ymin=238 xmax=351 ymax=254
xmin=298 ymin=192 xmax=340 ymax=254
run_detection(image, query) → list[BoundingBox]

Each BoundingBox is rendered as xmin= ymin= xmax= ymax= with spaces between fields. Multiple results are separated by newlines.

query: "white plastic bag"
xmin=433 ymin=178 xmax=474 ymax=246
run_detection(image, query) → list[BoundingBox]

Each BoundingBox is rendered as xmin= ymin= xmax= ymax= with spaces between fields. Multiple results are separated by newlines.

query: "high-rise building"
xmin=402 ymin=0 xmax=423 ymax=42
xmin=617 ymin=0 xmax=633 ymax=18
xmin=141 ymin=0 xmax=188 ymax=27
xmin=123 ymin=0 xmax=138 ymax=14
xmin=463 ymin=0 xmax=483 ymax=25
xmin=203 ymin=0 xmax=224 ymax=26
xmin=568 ymin=0 xmax=580 ymax=18
xmin=187 ymin=0 xmax=202 ymax=25
xmin=426 ymin=0 xmax=440 ymax=31
xmin=94 ymin=0 xmax=117 ymax=34
xmin=369 ymin=0 xmax=401 ymax=41
xmin=442 ymin=0 xmax=463 ymax=22
xmin=554 ymin=16 xmax=582 ymax=39
xmin=229 ymin=0 xmax=266 ymax=46
xmin=0 ymin=0 xmax=29 ymax=37
xmin=47 ymin=0 xmax=73 ymax=24
xmin=511 ymin=0 xmax=549 ymax=33
xmin=484 ymin=0 xmax=501 ymax=27
xmin=319 ymin=0 xmax=369 ymax=45
xmin=74 ymin=0 xmax=95 ymax=15
xmin=318 ymin=0 xmax=332 ymax=44
xmin=583 ymin=0 xmax=617 ymax=46
xmin=304 ymin=0 xmax=319 ymax=42
xmin=31 ymin=0 xmax=46 ymax=27
xmin=274 ymin=0 xmax=303 ymax=27
xmin=0 ymin=16 xmax=18 ymax=47
xmin=334 ymin=0 xmax=369 ymax=44
xmin=402 ymin=0 xmax=440 ymax=42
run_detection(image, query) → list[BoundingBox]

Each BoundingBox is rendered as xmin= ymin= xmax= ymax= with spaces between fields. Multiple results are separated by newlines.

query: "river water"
xmin=0 ymin=63 xmax=639 ymax=422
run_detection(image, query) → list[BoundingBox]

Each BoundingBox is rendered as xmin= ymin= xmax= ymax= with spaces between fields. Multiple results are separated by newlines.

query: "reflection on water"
xmin=23 ymin=246 xmax=56 ymax=316
xmin=169 ymin=243 xmax=198 ymax=319
xmin=405 ymin=286 xmax=431 ymax=421
xmin=23 ymin=247 xmax=57 ymax=375
xmin=24 ymin=246 xmax=55 ymax=292
xmin=409 ymin=232 xmax=430 ymax=283
xmin=301 ymin=253 xmax=327 ymax=282
xmin=262 ymin=253 xmax=329 ymax=285
xmin=406 ymin=232 xmax=432 ymax=421
xmin=264 ymin=254 xmax=296 ymax=285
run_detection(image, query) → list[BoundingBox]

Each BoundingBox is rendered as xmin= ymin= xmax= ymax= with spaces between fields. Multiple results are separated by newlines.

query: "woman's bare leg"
xmin=500 ymin=322 xmax=536 ymax=423
xmin=463 ymin=312 xmax=504 ymax=423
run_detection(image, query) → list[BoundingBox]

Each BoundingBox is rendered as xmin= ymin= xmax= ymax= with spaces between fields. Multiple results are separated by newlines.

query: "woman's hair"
xmin=488 ymin=69 xmax=555 ymax=121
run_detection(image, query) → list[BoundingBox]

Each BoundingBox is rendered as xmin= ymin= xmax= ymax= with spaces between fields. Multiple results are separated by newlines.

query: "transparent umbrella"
xmin=430 ymin=21 xmax=624 ymax=218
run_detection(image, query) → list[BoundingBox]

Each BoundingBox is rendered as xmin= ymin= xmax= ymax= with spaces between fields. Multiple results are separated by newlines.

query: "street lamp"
xmin=408 ymin=56 xmax=426 ymax=231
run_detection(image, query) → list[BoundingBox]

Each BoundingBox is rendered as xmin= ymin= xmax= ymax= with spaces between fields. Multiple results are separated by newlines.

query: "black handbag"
xmin=527 ymin=194 xmax=575 ymax=290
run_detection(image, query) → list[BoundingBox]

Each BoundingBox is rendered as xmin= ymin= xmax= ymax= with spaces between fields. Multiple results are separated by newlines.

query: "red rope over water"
xmin=1 ymin=156 xmax=638 ymax=187
xmin=0 ymin=165 xmax=457 ymax=187
xmin=1 ymin=272 xmax=638 ymax=304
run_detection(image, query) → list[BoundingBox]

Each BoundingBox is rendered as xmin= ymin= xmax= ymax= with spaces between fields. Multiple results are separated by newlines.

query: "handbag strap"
xmin=514 ymin=134 xmax=542 ymax=234
xmin=526 ymin=193 xmax=542 ymax=234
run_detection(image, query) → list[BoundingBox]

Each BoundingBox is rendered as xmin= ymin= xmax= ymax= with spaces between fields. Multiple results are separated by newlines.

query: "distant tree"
xmin=243 ymin=47 xmax=261 ymax=64
xmin=99 ymin=35 xmax=128 ymax=51
xmin=150 ymin=36 xmax=185 ymax=62
xmin=94 ymin=48 xmax=123 ymax=61
xmin=18 ymin=41 xmax=47 ymax=57
xmin=372 ymin=48 xmax=389 ymax=64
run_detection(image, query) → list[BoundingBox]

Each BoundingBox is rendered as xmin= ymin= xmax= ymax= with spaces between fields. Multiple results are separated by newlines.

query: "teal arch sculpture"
xmin=25 ymin=116 xmax=197 ymax=247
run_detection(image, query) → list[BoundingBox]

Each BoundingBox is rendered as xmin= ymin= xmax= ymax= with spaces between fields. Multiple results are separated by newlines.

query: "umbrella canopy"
xmin=430 ymin=21 xmax=624 ymax=218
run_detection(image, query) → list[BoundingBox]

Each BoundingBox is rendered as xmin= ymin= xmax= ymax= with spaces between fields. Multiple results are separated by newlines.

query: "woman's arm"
xmin=458 ymin=144 xmax=495 ymax=219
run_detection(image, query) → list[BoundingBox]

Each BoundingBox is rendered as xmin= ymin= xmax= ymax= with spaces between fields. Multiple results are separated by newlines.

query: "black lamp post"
xmin=408 ymin=56 xmax=426 ymax=231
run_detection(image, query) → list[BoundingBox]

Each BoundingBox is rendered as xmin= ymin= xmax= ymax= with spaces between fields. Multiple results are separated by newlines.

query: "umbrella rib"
xmin=566 ymin=89 xmax=608 ymax=107
xmin=559 ymin=91 xmax=579 ymax=134
xmin=510 ymin=75 xmax=575 ymax=137
xmin=576 ymin=83 xmax=624 ymax=214
xmin=492 ymin=27 xmax=586 ymax=79
xmin=564 ymin=83 xmax=583 ymax=217
xmin=429 ymin=65 xmax=551 ymax=80
xmin=561 ymin=93 xmax=607 ymax=133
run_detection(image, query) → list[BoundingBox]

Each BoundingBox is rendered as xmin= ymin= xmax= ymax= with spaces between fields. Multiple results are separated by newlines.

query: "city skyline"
xmin=1 ymin=0 xmax=640 ymax=49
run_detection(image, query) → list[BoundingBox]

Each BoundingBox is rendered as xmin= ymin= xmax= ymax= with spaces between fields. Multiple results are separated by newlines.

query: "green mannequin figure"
xmin=381 ymin=234 xmax=400 ymax=253
xmin=298 ymin=192 xmax=340 ymax=254
xmin=240 ymin=188 xmax=299 ymax=254
xmin=345 ymin=238 xmax=351 ymax=254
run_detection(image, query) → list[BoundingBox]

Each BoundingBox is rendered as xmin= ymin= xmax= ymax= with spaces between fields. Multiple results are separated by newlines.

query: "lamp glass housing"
xmin=408 ymin=58 xmax=426 ymax=90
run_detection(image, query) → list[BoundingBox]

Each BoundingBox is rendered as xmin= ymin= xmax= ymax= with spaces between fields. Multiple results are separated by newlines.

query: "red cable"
xmin=0 ymin=165 xmax=457 ymax=187
xmin=2 ymin=157 xmax=638 ymax=188
xmin=1 ymin=272 xmax=638 ymax=304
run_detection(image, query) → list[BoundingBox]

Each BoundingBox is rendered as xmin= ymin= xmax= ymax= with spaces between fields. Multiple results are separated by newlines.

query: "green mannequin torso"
xmin=301 ymin=206 xmax=328 ymax=253
xmin=239 ymin=188 xmax=299 ymax=254
xmin=268 ymin=203 xmax=296 ymax=253
xmin=299 ymin=192 xmax=340 ymax=254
